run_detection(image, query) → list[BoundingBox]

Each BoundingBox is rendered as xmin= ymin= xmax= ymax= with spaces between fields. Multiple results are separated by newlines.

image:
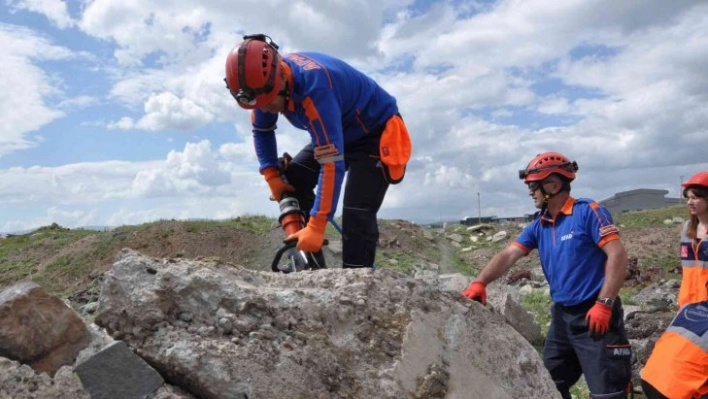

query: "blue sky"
xmin=1 ymin=0 xmax=707 ymax=232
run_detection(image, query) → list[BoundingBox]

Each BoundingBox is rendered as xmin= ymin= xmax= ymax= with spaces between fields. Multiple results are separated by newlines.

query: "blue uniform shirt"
xmin=512 ymin=196 xmax=621 ymax=306
xmin=251 ymin=52 xmax=399 ymax=221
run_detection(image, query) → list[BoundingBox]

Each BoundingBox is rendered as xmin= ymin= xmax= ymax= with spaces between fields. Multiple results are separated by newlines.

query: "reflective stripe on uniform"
xmin=316 ymin=155 xmax=345 ymax=164
xmin=678 ymin=221 xmax=708 ymax=308
xmin=666 ymin=301 xmax=708 ymax=352
xmin=680 ymin=221 xmax=708 ymax=268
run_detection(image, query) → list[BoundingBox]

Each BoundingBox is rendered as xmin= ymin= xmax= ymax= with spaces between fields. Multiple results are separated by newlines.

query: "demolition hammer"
xmin=270 ymin=154 xmax=327 ymax=273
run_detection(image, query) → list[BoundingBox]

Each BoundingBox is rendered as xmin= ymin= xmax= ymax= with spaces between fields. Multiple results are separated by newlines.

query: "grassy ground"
xmin=614 ymin=204 xmax=685 ymax=228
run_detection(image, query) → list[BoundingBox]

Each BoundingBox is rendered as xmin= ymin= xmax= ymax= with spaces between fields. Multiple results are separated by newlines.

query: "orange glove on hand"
xmin=286 ymin=216 xmax=327 ymax=252
xmin=585 ymin=301 xmax=612 ymax=339
xmin=261 ymin=167 xmax=294 ymax=201
xmin=461 ymin=281 xmax=487 ymax=304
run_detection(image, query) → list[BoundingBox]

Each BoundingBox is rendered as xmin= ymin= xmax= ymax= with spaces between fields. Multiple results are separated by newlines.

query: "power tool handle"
xmin=271 ymin=241 xmax=297 ymax=272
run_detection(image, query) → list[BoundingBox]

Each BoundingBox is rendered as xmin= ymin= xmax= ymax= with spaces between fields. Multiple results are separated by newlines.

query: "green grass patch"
xmin=376 ymin=252 xmax=418 ymax=274
xmin=0 ymin=229 xmax=93 ymax=257
xmin=570 ymin=378 xmax=590 ymax=399
xmin=0 ymin=235 xmax=32 ymax=259
xmin=614 ymin=204 xmax=685 ymax=228
xmin=638 ymin=253 xmax=680 ymax=271
xmin=521 ymin=289 xmax=552 ymax=338
xmin=619 ymin=286 xmax=641 ymax=306
xmin=0 ymin=227 xmax=96 ymax=291
xmin=0 ymin=261 xmax=37 ymax=288
xmin=447 ymin=255 xmax=475 ymax=275
xmin=182 ymin=215 xmax=275 ymax=234
xmin=43 ymin=255 xmax=91 ymax=295
xmin=117 ymin=216 xmax=274 ymax=235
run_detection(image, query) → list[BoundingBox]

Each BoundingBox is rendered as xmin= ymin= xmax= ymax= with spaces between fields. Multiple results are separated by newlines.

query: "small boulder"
xmin=0 ymin=282 xmax=91 ymax=375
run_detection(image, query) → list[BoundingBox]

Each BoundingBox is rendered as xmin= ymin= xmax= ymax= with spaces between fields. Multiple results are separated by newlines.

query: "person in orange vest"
xmin=641 ymin=171 xmax=708 ymax=399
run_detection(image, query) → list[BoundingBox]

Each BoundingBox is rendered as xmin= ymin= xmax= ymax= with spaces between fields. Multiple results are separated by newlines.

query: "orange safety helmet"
xmin=682 ymin=171 xmax=708 ymax=190
xmin=681 ymin=172 xmax=708 ymax=198
xmin=224 ymin=34 xmax=282 ymax=110
xmin=519 ymin=151 xmax=579 ymax=183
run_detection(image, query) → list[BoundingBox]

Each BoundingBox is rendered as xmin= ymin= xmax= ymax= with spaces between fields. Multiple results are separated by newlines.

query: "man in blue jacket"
xmin=224 ymin=34 xmax=411 ymax=269
xmin=462 ymin=152 xmax=632 ymax=399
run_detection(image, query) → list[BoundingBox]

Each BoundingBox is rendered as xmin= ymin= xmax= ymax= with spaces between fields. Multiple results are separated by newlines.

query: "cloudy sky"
xmin=1 ymin=0 xmax=707 ymax=232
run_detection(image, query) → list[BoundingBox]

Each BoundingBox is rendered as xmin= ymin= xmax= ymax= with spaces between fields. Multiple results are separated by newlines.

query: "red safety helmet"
xmin=682 ymin=171 xmax=708 ymax=189
xmin=224 ymin=34 xmax=282 ymax=110
xmin=519 ymin=151 xmax=578 ymax=183
xmin=682 ymin=171 xmax=708 ymax=193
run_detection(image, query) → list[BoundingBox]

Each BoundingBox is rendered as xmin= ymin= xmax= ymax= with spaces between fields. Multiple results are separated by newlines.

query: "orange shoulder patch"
xmin=599 ymin=224 xmax=619 ymax=237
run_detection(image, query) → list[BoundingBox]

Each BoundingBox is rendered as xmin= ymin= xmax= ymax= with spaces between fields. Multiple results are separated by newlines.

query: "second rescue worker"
xmin=224 ymin=34 xmax=412 ymax=268
xmin=462 ymin=152 xmax=632 ymax=399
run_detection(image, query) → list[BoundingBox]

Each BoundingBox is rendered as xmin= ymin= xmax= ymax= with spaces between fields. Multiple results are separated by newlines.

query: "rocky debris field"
xmin=0 ymin=205 xmax=691 ymax=398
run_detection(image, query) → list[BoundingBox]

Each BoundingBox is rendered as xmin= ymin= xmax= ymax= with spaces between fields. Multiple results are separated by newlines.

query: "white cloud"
xmin=127 ymin=140 xmax=235 ymax=197
xmin=0 ymin=139 xmax=275 ymax=230
xmin=537 ymin=96 xmax=571 ymax=115
xmin=73 ymin=0 xmax=416 ymax=132
xmin=219 ymin=142 xmax=256 ymax=163
xmin=134 ymin=92 xmax=214 ymax=131
xmin=0 ymin=24 xmax=70 ymax=156
xmin=0 ymin=161 xmax=143 ymax=205
xmin=78 ymin=0 xmax=409 ymax=65
xmin=57 ymin=95 xmax=100 ymax=110
xmin=165 ymin=140 xmax=231 ymax=186
xmin=106 ymin=117 xmax=135 ymax=130
xmin=2 ymin=0 xmax=707 ymax=230
xmin=7 ymin=0 xmax=74 ymax=28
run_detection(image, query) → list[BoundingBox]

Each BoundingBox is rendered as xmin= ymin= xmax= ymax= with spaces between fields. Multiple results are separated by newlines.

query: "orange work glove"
xmin=261 ymin=167 xmax=294 ymax=201
xmin=286 ymin=215 xmax=327 ymax=252
xmin=461 ymin=280 xmax=487 ymax=304
xmin=585 ymin=301 xmax=612 ymax=339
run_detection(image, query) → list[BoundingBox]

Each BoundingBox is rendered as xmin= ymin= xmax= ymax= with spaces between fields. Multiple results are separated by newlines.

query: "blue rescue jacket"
xmin=512 ymin=197 xmax=621 ymax=306
xmin=251 ymin=52 xmax=399 ymax=221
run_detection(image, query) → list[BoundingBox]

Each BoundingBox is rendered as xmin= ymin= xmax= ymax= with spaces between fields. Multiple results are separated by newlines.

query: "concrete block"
xmin=76 ymin=341 xmax=163 ymax=399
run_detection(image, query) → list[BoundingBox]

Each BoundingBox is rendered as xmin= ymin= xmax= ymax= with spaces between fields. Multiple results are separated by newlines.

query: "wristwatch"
xmin=597 ymin=297 xmax=615 ymax=307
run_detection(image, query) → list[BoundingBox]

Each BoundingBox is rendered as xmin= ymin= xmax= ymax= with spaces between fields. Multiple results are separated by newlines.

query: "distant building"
xmin=460 ymin=216 xmax=497 ymax=225
xmin=599 ymin=188 xmax=680 ymax=215
xmin=460 ymin=214 xmax=534 ymax=225
xmin=496 ymin=215 xmax=535 ymax=223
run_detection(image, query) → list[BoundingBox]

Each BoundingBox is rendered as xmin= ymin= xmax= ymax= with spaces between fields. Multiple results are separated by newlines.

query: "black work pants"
xmin=284 ymin=129 xmax=389 ymax=269
xmin=544 ymin=297 xmax=632 ymax=399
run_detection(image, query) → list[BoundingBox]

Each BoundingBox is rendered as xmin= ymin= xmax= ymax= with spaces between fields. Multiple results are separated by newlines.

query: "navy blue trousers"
xmin=544 ymin=297 xmax=632 ymax=399
xmin=284 ymin=131 xmax=389 ymax=268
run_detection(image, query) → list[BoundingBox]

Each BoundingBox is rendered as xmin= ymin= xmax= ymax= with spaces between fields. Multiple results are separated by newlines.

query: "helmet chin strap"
xmin=539 ymin=185 xmax=560 ymax=215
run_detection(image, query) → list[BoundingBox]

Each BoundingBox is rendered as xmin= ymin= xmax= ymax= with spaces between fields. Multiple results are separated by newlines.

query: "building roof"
xmin=599 ymin=188 xmax=670 ymax=203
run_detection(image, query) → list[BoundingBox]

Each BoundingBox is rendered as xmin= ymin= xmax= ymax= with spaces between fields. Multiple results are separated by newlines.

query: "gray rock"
xmin=0 ymin=358 xmax=88 ymax=398
xmin=75 ymin=341 xmax=163 ymax=399
xmin=466 ymin=224 xmax=494 ymax=232
xmin=447 ymin=233 xmax=464 ymax=243
xmin=491 ymin=231 xmax=508 ymax=243
xmin=487 ymin=290 xmax=543 ymax=345
xmin=325 ymin=239 xmax=343 ymax=255
xmin=94 ymin=249 xmax=561 ymax=399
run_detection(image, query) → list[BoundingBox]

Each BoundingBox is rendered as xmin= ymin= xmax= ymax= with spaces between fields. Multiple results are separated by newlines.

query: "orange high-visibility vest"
xmin=678 ymin=221 xmax=708 ymax=308
xmin=641 ymin=301 xmax=708 ymax=399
